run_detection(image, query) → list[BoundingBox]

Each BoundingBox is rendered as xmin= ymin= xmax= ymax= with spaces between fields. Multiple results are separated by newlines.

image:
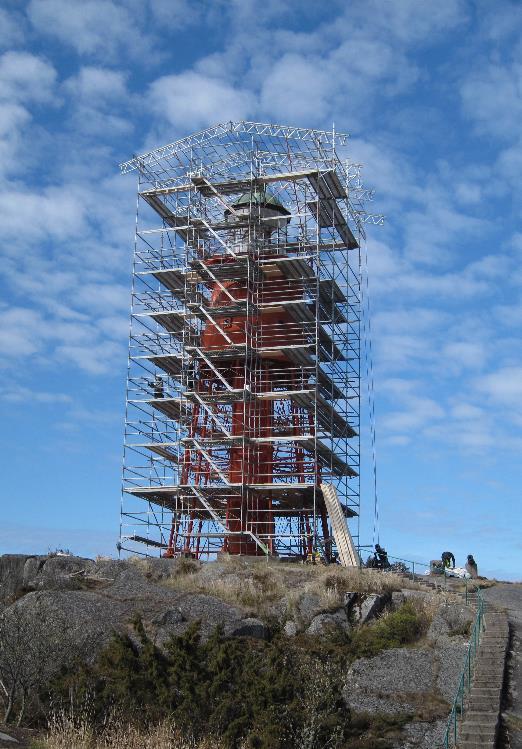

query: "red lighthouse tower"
xmin=120 ymin=123 xmax=365 ymax=561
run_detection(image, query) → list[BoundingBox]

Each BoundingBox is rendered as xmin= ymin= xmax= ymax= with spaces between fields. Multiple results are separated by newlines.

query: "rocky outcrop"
xmin=427 ymin=601 xmax=473 ymax=643
xmin=343 ymin=639 xmax=468 ymax=746
xmin=293 ymin=592 xmax=324 ymax=627
xmin=307 ymin=610 xmax=351 ymax=636
xmin=0 ymin=555 xmax=44 ymax=604
xmin=0 ymin=556 xmax=274 ymax=681
xmin=0 ymin=554 xmax=98 ymax=605
xmin=353 ymin=592 xmax=389 ymax=625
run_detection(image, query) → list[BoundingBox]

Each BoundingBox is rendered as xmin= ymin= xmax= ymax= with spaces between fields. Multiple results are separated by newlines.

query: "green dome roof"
xmin=231 ymin=188 xmax=290 ymax=215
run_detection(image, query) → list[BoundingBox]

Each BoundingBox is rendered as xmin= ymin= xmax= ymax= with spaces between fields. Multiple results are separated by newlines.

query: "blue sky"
xmin=0 ymin=0 xmax=520 ymax=580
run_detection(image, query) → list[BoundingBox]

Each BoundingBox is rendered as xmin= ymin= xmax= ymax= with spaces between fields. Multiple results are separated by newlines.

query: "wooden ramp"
xmin=321 ymin=483 xmax=360 ymax=567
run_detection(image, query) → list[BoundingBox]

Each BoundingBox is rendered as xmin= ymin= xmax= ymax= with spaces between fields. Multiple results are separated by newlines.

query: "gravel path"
xmin=482 ymin=583 xmax=522 ymax=748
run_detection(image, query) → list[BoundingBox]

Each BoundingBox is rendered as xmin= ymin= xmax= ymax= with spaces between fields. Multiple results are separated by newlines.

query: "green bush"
xmin=48 ymin=621 xmax=357 ymax=749
xmin=351 ymin=603 xmax=424 ymax=658
xmin=45 ymin=604 xmax=428 ymax=748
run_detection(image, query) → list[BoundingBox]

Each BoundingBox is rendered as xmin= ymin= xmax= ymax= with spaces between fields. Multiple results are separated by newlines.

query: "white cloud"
xmin=260 ymin=54 xmax=331 ymax=123
xmin=258 ymin=35 xmax=418 ymax=126
xmin=403 ymin=196 xmax=488 ymax=265
xmin=146 ymin=0 xmax=201 ymax=26
xmin=382 ymin=394 xmax=445 ymax=432
xmin=494 ymin=301 xmax=522 ymax=327
xmin=474 ymin=366 xmax=522 ymax=408
xmin=64 ymin=66 xmax=128 ymax=102
xmin=0 ymin=385 xmax=72 ymax=404
xmin=0 ymin=307 xmax=44 ymax=359
xmin=28 ymin=0 xmax=157 ymax=62
xmin=56 ymin=340 xmax=125 ymax=374
xmin=0 ymin=8 xmax=25 ymax=50
xmin=149 ymin=71 xmax=254 ymax=130
xmin=461 ymin=60 xmax=522 ymax=140
xmin=63 ymin=66 xmax=132 ymax=136
xmin=0 ymin=60 xmax=51 ymax=171
xmin=443 ymin=341 xmax=486 ymax=371
xmin=455 ymin=181 xmax=482 ymax=205
xmin=450 ymin=403 xmax=484 ymax=421
xmin=0 ymin=51 xmax=56 ymax=104
xmin=343 ymin=0 xmax=467 ymax=44
xmin=0 ymin=185 xmax=88 ymax=241
xmin=496 ymin=137 xmax=522 ymax=186
xmin=475 ymin=1 xmax=522 ymax=42
xmin=0 ymin=103 xmax=31 ymax=176
xmin=74 ymin=283 xmax=128 ymax=314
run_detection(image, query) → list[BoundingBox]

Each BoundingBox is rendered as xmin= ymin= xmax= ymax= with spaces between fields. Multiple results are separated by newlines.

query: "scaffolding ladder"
xmin=321 ymin=483 xmax=360 ymax=567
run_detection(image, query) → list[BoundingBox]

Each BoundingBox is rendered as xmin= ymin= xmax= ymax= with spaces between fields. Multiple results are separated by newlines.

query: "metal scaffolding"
xmin=119 ymin=121 xmax=377 ymax=560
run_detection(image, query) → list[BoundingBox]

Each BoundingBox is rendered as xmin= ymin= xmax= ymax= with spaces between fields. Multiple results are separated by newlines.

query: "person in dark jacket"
xmin=465 ymin=554 xmax=478 ymax=578
xmin=441 ymin=551 xmax=455 ymax=569
xmin=375 ymin=543 xmax=390 ymax=568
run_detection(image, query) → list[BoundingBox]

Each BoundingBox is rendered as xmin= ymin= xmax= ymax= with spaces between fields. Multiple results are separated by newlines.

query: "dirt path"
xmin=482 ymin=583 xmax=522 ymax=748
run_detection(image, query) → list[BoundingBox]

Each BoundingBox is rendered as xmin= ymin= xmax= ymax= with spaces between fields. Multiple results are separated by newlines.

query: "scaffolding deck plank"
xmin=137 ymin=310 xmax=197 ymax=338
xmin=281 ymin=300 xmax=348 ymax=326
xmin=151 ymin=268 xmax=186 ymax=293
xmin=124 ymin=534 xmax=168 ymax=549
xmin=142 ymin=261 xmax=348 ymax=313
xmin=289 ymin=391 xmax=357 ymax=439
xmin=143 ymin=354 xmax=183 ymax=376
xmin=134 ymin=443 xmax=181 ymax=463
xmin=193 ymin=258 xmax=249 ymax=281
xmin=124 ymin=483 xmax=358 ymax=516
xmin=142 ymin=397 xmax=187 ymax=421
xmin=139 ymin=351 xmax=343 ymax=402
xmin=307 ymin=171 xmax=359 ymax=250
xmin=141 ymin=193 xmax=208 ymax=242
xmin=135 ymin=433 xmax=356 ymax=477
xmin=140 ymin=170 xmax=320 ymax=199
xmin=253 ymin=436 xmax=355 ymax=477
xmin=187 ymin=301 xmax=248 ymax=318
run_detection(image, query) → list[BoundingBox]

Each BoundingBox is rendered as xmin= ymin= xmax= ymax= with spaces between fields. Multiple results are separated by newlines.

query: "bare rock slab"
xmin=353 ymin=593 xmax=389 ymax=625
xmin=307 ymin=609 xmax=351 ymax=636
xmin=229 ymin=618 xmax=269 ymax=639
xmin=0 ymin=732 xmax=17 ymax=743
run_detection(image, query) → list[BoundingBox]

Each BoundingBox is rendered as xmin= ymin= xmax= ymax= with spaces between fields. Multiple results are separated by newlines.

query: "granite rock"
xmin=307 ymin=609 xmax=351 ymax=636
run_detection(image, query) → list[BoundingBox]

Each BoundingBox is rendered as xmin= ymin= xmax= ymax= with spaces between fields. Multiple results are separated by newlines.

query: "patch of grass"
xmin=388 ymin=690 xmax=450 ymax=721
xmin=344 ymin=712 xmax=412 ymax=748
xmin=36 ymin=711 xmax=415 ymax=749
xmin=505 ymin=712 xmax=522 ymax=731
xmin=162 ymin=561 xmax=422 ymax=618
xmin=351 ymin=603 xmax=427 ymax=658
xmin=448 ymin=621 xmax=471 ymax=637
xmin=38 ymin=716 xmax=213 ymax=748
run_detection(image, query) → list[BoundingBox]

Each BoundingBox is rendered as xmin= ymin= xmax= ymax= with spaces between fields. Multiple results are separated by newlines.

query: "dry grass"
xmin=391 ymin=690 xmax=450 ymax=721
xmin=159 ymin=558 xmax=424 ymax=617
xmin=37 ymin=715 xmax=220 ymax=749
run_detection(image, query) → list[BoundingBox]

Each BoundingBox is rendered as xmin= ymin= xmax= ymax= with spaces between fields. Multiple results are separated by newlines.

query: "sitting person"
xmin=375 ymin=543 xmax=390 ymax=569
